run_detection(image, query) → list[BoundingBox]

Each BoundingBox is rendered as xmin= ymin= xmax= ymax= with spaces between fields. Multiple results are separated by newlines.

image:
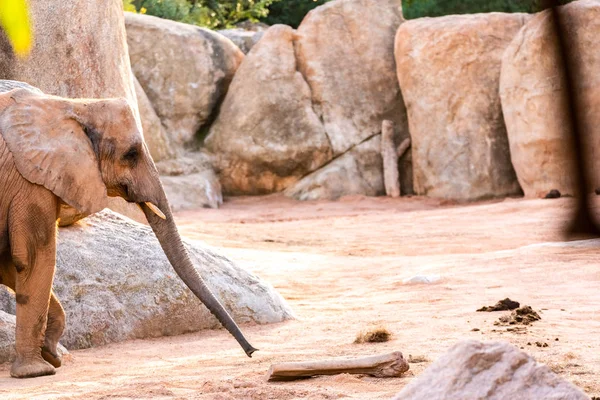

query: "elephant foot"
xmin=11 ymin=356 xmax=56 ymax=378
xmin=42 ymin=345 xmax=62 ymax=368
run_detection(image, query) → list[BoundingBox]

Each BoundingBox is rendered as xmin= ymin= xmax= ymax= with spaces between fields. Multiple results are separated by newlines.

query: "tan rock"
xmin=0 ymin=0 xmax=137 ymax=110
xmin=396 ymin=13 xmax=529 ymax=200
xmin=285 ymin=135 xmax=384 ymax=200
xmin=125 ymin=12 xmax=244 ymax=147
xmin=295 ymin=0 xmax=408 ymax=156
xmin=560 ymin=0 xmax=600 ymax=191
xmin=393 ymin=340 xmax=589 ymax=400
xmin=500 ymin=10 xmax=577 ymax=198
xmin=204 ymin=25 xmax=333 ymax=195
xmin=133 ymin=75 xmax=177 ymax=162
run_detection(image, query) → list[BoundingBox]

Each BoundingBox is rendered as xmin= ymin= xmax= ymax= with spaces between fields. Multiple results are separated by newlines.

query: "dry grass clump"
xmin=354 ymin=326 xmax=392 ymax=344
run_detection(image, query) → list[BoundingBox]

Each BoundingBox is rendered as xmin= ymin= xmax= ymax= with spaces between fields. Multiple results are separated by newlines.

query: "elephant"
xmin=0 ymin=80 xmax=257 ymax=378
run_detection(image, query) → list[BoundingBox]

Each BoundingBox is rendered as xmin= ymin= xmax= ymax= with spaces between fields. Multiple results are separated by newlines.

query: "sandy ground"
xmin=1 ymin=195 xmax=599 ymax=399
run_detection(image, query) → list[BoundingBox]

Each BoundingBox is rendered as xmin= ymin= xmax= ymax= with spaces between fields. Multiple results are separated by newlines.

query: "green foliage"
xmin=126 ymin=0 xmax=278 ymax=29
xmin=264 ymin=0 xmax=330 ymax=28
xmin=135 ymin=0 xmax=191 ymax=21
xmin=123 ymin=0 xmax=137 ymax=12
xmin=186 ymin=0 xmax=278 ymax=30
xmin=402 ymin=0 xmax=576 ymax=20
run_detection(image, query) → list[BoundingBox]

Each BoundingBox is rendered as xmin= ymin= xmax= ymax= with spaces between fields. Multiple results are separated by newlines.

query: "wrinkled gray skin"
xmin=0 ymin=80 xmax=256 ymax=379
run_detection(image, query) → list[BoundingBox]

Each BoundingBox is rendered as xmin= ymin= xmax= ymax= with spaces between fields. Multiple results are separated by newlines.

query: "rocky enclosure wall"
xmin=129 ymin=0 xmax=600 ymax=203
xmin=203 ymin=0 xmax=410 ymax=200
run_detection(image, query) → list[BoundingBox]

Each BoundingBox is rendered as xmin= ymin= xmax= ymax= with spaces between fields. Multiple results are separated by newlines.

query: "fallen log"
xmin=267 ymin=351 xmax=409 ymax=381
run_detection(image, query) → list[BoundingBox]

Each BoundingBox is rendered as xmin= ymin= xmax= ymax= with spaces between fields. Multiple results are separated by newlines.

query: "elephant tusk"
xmin=144 ymin=202 xmax=167 ymax=220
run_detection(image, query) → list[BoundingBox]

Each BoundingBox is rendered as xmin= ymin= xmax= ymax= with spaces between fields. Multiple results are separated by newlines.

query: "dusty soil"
xmin=2 ymin=195 xmax=600 ymax=399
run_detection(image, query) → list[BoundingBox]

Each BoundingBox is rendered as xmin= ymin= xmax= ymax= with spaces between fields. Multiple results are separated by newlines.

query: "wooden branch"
xmin=267 ymin=351 xmax=409 ymax=382
xmin=396 ymin=137 xmax=411 ymax=158
xmin=382 ymin=120 xmax=401 ymax=197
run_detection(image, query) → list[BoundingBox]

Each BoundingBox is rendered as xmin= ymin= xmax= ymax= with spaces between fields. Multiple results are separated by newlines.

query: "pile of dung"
xmin=477 ymin=298 xmax=520 ymax=312
xmin=494 ymin=306 xmax=541 ymax=326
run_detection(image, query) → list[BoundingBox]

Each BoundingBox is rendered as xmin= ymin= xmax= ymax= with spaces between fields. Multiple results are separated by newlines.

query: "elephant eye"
xmin=122 ymin=146 xmax=139 ymax=164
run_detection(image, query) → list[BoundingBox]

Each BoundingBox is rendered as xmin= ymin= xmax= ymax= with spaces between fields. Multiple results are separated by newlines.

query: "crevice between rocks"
xmin=291 ymin=31 xmax=334 ymax=154
xmin=293 ymin=131 xmax=381 ymax=183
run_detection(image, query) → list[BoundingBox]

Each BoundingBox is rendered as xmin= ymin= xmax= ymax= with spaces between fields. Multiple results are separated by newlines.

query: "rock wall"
xmin=205 ymin=0 xmax=408 ymax=198
xmin=395 ymin=13 xmax=528 ymax=200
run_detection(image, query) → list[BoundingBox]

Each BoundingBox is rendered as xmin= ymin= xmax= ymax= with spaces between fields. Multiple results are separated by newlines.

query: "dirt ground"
xmin=2 ymin=195 xmax=600 ymax=399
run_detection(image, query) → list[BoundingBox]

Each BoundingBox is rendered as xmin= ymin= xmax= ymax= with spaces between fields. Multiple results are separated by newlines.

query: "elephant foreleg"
xmin=8 ymin=191 xmax=58 ymax=378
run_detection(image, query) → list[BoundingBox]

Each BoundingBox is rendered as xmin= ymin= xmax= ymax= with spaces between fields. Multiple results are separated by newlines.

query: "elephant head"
xmin=0 ymin=87 xmax=257 ymax=357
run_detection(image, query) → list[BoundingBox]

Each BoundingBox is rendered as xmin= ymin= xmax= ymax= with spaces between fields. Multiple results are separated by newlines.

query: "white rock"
xmin=402 ymin=275 xmax=441 ymax=285
xmin=393 ymin=340 xmax=589 ymax=400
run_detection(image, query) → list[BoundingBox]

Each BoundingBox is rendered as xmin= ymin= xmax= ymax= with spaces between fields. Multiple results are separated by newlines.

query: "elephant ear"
xmin=0 ymin=89 xmax=108 ymax=215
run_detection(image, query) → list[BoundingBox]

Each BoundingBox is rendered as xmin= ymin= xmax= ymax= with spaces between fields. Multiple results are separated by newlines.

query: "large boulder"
xmin=295 ymin=0 xmax=407 ymax=156
xmin=393 ymin=341 xmax=588 ymax=400
xmin=0 ymin=211 xmax=294 ymax=351
xmin=500 ymin=1 xmax=600 ymax=197
xmin=125 ymin=12 xmax=244 ymax=148
xmin=204 ymin=25 xmax=333 ymax=195
xmin=285 ymin=135 xmax=384 ymax=200
xmin=500 ymin=10 xmax=577 ymax=198
xmin=559 ymin=0 xmax=600 ymax=190
xmin=0 ymin=0 xmax=137 ymax=110
xmin=396 ymin=13 xmax=529 ymax=200
xmin=134 ymin=76 xmax=177 ymax=163
xmin=157 ymin=153 xmax=224 ymax=211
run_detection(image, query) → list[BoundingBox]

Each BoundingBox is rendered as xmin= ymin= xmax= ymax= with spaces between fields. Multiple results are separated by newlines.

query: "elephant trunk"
xmin=139 ymin=198 xmax=257 ymax=357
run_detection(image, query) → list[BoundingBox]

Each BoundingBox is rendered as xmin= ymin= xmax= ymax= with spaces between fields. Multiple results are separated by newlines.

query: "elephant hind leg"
xmin=3 ymin=251 xmax=65 ymax=368
xmin=41 ymin=292 xmax=65 ymax=368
